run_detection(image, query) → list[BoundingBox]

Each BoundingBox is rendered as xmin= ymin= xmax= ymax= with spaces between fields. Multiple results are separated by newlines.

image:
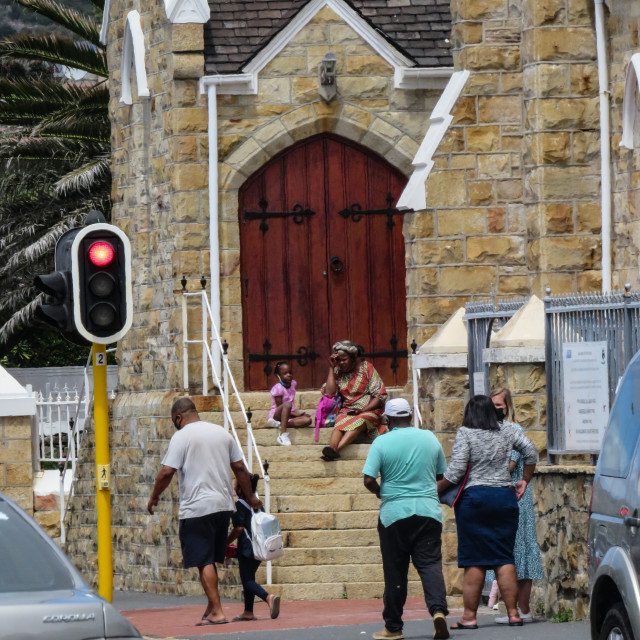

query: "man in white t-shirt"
xmin=148 ymin=397 xmax=261 ymax=626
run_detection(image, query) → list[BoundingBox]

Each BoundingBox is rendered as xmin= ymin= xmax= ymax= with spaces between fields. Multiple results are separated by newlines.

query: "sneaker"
xmin=372 ymin=629 xmax=404 ymax=640
xmin=267 ymin=418 xmax=281 ymax=429
xmin=276 ymin=433 xmax=291 ymax=446
xmin=433 ymin=612 xmax=449 ymax=639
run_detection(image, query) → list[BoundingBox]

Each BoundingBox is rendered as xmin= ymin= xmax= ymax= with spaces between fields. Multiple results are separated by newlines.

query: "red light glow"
xmin=89 ymin=242 xmax=114 ymax=267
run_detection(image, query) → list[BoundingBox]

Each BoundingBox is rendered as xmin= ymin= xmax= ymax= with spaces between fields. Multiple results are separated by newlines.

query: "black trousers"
xmin=377 ymin=514 xmax=448 ymax=632
xmin=238 ymin=555 xmax=269 ymax=612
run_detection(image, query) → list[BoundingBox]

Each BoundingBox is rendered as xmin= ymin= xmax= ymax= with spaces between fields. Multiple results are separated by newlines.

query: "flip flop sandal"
xmin=232 ymin=615 xmax=257 ymax=622
xmin=322 ymin=446 xmax=340 ymax=461
xmin=450 ymin=622 xmax=478 ymax=630
xmin=269 ymin=595 xmax=281 ymax=619
xmin=197 ymin=617 xmax=229 ymax=626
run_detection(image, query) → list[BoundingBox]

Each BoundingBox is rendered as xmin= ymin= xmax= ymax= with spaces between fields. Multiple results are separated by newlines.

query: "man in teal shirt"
xmin=363 ymin=398 xmax=449 ymax=640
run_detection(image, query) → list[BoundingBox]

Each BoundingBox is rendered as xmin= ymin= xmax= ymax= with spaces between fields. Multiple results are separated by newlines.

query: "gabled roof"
xmin=204 ymin=0 xmax=452 ymax=74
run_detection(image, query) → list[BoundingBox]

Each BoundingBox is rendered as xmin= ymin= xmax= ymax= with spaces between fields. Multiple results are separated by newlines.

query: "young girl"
xmin=227 ymin=474 xmax=281 ymax=621
xmin=267 ymin=361 xmax=311 ymax=445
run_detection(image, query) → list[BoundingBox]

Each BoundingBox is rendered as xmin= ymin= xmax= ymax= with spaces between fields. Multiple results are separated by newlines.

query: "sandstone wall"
xmin=106 ymin=1 xmax=210 ymax=394
xmin=0 ymin=415 xmax=33 ymax=514
xmin=407 ymin=0 xmax=603 ymax=347
xmin=608 ymin=0 xmax=640 ymax=287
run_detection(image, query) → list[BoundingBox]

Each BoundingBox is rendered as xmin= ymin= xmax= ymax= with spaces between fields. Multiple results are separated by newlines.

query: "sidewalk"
xmin=115 ymin=591 xmax=452 ymax=637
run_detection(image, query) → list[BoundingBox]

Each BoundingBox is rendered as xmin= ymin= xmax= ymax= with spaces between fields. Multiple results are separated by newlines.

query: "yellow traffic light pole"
xmin=93 ymin=343 xmax=112 ymax=601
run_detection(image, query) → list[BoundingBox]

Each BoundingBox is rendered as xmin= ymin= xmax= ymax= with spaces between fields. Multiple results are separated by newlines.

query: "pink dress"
xmin=268 ymin=381 xmax=297 ymax=419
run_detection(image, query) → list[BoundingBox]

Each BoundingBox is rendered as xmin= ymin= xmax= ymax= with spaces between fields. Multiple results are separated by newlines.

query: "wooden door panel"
xmin=239 ymin=134 xmax=407 ymax=391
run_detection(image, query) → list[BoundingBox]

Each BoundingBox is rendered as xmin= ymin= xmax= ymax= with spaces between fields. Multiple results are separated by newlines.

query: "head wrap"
xmin=332 ymin=340 xmax=361 ymax=356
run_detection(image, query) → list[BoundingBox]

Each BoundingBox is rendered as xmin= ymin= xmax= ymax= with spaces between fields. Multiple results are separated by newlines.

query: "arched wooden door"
xmin=239 ymin=133 xmax=408 ymax=390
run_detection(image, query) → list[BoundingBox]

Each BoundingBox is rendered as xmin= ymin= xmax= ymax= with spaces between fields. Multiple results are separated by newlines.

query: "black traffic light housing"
xmin=72 ymin=223 xmax=132 ymax=344
xmin=33 ymin=228 xmax=88 ymax=346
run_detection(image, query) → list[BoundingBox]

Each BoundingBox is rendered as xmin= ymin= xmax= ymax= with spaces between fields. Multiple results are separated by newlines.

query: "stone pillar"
xmin=521 ymin=0 xmax=602 ymax=294
xmin=0 ymin=416 xmax=34 ymax=514
xmin=0 ymin=368 xmax=37 ymax=514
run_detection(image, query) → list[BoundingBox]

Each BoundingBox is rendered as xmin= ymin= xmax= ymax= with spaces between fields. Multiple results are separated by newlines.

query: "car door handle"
xmin=624 ymin=515 xmax=640 ymax=527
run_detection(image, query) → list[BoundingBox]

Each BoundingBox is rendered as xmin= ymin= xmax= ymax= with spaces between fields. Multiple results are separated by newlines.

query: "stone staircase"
xmin=201 ymin=388 xmax=434 ymax=602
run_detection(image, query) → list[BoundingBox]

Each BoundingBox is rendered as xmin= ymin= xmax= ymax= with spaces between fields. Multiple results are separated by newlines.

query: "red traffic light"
xmin=88 ymin=241 xmax=114 ymax=267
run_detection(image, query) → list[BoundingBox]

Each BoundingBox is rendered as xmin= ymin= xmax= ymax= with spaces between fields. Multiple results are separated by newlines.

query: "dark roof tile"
xmin=205 ymin=0 xmax=452 ymax=73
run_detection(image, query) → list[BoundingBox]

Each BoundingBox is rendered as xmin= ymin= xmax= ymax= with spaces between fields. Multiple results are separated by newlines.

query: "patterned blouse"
xmin=444 ymin=422 xmax=538 ymax=489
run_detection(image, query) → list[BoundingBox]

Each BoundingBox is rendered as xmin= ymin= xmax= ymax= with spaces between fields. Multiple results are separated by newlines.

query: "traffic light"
xmin=72 ymin=224 xmax=132 ymax=344
xmin=33 ymin=228 xmax=88 ymax=345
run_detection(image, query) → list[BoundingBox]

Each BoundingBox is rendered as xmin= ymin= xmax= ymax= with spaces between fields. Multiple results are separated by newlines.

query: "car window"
xmin=0 ymin=499 xmax=75 ymax=592
xmin=599 ymin=360 xmax=640 ymax=478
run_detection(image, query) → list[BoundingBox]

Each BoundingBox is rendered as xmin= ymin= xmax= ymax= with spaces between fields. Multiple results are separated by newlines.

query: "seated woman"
xmin=321 ymin=340 xmax=387 ymax=461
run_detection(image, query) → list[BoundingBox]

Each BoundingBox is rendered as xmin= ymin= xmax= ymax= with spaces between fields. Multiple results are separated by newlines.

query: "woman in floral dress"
xmin=320 ymin=340 xmax=387 ymax=461
xmin=488 ymin=388 xmax=544 ymax=623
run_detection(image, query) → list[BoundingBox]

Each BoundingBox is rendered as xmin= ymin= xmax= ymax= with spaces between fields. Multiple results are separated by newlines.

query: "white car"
xmin=0 ymin=492 xmax=141 ymax=640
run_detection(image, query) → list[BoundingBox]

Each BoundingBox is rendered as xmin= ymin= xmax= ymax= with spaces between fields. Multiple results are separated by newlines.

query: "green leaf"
xmin=13 ymin=0 xmax=103 ymax=47
xmin=0 ymin=35 xmax=107 ymax=77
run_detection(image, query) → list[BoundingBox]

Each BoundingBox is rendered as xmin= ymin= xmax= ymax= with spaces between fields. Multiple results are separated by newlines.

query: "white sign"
xmin=473 ymin=371 xmax=486 ymax=396
xmin=562 ymin=341 xmax=609 ymax=451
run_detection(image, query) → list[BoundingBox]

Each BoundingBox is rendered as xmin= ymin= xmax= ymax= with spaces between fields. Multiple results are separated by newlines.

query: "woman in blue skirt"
xmin=437 ymin=395 xmax=538 ymax=630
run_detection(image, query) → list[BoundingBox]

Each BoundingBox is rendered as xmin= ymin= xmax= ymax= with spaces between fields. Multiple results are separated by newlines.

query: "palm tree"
xmin=0 ymin=0 xmax=109 ymax=343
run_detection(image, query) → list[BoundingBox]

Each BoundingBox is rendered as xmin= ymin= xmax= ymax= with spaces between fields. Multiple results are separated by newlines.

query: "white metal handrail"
xmin=181 ymin=285 xmax=274 ymax=582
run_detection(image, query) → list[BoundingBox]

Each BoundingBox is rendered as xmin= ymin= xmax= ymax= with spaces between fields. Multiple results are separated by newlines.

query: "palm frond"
xmin=55 ymin=154 xmax=110 ymax=195
xmin=14 ymin=0 xmax=103 ymax=47
xmin=0 ymin=212 xmax=84 ymax=277
xmin=0 ymin=295 xmax=44 ymax=343
xmin=0 ymin=77 xmax=105 ymax=126
xmin=0 ymin=35 xmax=107 ymax=77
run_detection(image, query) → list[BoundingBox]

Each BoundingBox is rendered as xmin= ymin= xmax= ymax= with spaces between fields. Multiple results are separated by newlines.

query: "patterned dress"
xmin=487 ymin=421 xmax=544 ymax=581
xmin=333 ymin=361 xmax=387 ymax=435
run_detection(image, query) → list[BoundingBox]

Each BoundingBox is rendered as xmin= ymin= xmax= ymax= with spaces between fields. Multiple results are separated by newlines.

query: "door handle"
xmin=330 ymin=256 xmax=344 ymax=273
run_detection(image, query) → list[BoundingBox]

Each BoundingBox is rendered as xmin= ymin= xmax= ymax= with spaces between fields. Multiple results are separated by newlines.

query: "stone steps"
xmin=208 ymin=388 xmax=424 ymax=602
xmin=256 ymin=562 xmax=424 ymax=584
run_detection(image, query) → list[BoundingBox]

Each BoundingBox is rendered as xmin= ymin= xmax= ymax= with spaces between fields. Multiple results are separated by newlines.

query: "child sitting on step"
xmin=267 ymin=361 xmax=311 ymax=446
xmin=227 ymin=474 xmax=281 ymax=621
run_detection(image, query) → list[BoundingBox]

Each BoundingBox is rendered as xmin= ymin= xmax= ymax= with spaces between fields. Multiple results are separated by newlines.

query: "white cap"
xmin=384 ymin=398 xmax=412 ymax=418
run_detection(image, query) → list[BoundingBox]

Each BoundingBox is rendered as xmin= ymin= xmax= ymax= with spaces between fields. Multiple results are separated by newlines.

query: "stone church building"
xmin=62 ymin=0 xmax=640 ymax=610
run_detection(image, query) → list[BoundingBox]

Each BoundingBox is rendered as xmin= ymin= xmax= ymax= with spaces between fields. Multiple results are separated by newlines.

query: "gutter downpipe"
xmin=595 ymin=0 xmax=612 ymax=293
xmin=207 ymin=83 xmax=222 ymax=386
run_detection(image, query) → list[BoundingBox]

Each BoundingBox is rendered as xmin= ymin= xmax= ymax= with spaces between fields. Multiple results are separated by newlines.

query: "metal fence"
xmin=35 ymin=384 xmax=89 ymax=470
xmin=465 ymin=296 xmax=528 ymax=396
xmin=545 ymin=286 xmax=640 ymax=460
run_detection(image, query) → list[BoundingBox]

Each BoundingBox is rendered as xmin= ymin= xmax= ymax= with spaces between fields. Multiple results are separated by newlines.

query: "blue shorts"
xmin=179 ymin=511 xmax=232 ymax=568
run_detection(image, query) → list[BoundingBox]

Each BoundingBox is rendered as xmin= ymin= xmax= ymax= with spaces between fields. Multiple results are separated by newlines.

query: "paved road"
xmin=114 ymin=592 xmax=590 ymax=640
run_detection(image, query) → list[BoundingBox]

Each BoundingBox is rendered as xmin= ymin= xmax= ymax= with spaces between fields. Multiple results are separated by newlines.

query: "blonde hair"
xmin=490 ymin=387 xmax=515 ymax=422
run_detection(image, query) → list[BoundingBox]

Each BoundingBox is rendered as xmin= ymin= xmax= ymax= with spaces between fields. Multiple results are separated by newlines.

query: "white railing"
xmin=181 ymin=278 xmax=274 ymax=583
xmin=35 ymin=347 xmax=116 ymax=543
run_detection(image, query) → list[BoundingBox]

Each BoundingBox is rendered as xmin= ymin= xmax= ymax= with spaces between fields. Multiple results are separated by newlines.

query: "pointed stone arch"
xmin=120 ymin=11 xmax=150 ymax=105
xmin=219 ymin=103 xmax=416 ymax=192
xmin=621 ymin=53 xmax=640 ymax=150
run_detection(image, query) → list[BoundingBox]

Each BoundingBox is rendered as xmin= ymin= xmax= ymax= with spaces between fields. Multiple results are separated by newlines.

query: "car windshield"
xmin=599 ymin=360 xmax=640 ymax=478
xmin=0 ymin=499 xmax=75 ymax=593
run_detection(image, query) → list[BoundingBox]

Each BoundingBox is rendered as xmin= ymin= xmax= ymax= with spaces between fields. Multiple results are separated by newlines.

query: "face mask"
xmin=495 ymin=407 xmax=506 ymax=421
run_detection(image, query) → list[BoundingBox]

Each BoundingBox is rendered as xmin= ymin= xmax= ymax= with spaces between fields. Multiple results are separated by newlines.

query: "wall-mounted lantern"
xmin=318 ymin=52 xmax=337 ymax=102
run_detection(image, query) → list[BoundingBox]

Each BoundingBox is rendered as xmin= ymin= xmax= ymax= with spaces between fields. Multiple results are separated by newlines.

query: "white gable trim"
xmin=120 ymin=11 xmax=150 ymax=105
xmin=621 ymin=53 xmax=640 ymax=149
xmin=397 ymin=70 xmax=469 ymax=211
xmin=99 ymin=0 xmax=110 ymax=45
xmin=164 ymin=0 xmax=209 ymax=24
xmin=243 ymin=0 xmax=414 ymax=75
